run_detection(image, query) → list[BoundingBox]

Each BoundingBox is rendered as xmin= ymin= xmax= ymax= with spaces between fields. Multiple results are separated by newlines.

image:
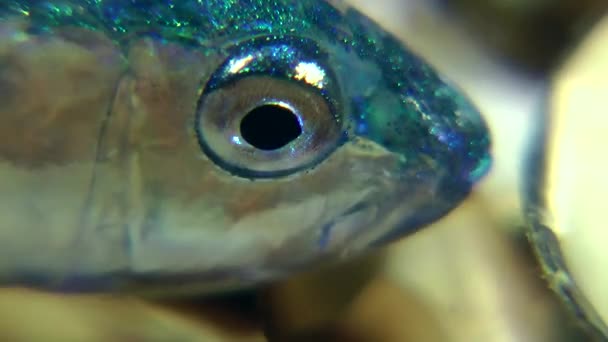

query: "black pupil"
xmin=240 ymin=104 xmax=303 ymax=151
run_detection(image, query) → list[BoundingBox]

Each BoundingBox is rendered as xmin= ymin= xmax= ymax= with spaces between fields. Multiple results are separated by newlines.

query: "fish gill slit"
xmin=69 ymin=71 xmax=131 ymax=274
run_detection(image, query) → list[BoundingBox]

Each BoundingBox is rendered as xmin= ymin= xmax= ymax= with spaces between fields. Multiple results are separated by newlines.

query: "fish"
xmin=0 ymin=0 xmax=491 ymax=294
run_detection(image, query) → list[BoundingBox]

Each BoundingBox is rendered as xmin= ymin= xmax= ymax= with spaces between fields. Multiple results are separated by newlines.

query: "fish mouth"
xmin=317 ymin=201 xmax=375 ymax=253
xmin=315 ymin=168 xmax=480 ymax=252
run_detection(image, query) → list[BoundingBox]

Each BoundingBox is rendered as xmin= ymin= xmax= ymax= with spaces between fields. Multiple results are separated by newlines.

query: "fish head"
xmin=0 ymin=1 xmax=490 ymax=293
xmin=111 ymin=9 xmax=491 ymax=291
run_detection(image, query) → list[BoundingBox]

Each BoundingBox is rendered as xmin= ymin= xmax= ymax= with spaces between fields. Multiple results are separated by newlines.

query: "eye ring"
xmin=195 ymin=36 xmax=345 ymax=179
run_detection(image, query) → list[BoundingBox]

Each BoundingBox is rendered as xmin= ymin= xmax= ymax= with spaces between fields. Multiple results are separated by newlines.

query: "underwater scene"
xmin=0 ymin=0 xmax=606 ymax=341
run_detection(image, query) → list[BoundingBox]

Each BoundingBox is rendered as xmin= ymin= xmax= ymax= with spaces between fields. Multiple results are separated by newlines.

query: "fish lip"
xmin=369 ymin=182 xmax=476 ymax=247
xmin=317 ymin=201 xmax=374 ymax=252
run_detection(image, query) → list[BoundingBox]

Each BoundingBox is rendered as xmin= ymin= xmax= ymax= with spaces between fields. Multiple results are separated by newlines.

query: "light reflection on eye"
xmin=231 ymin=135 xmax=244 ymax=145
xmin=294 ymin=61 xmax=327 ymax=89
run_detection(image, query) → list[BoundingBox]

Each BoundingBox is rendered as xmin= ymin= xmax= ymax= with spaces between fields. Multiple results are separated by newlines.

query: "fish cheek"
xmin=117 ymin=38 xmax=237 ymax=233
xmin=242 ymin=140 xmax=405 ymax=264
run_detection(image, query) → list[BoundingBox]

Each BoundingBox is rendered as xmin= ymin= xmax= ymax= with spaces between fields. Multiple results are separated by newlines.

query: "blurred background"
xmin=2 ymin=0 xmax=608 ymax=341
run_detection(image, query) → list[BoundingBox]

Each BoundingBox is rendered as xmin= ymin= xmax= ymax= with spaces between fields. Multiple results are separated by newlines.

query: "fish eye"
xmin=239 ymin=103 xmax=303 ymax=151
xmin=195 ymin=36 xmax=344 ymax=178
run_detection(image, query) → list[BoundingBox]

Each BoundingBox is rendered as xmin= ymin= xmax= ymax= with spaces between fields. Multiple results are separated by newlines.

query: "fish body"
xmin=0 ymin=0 xmax=490 ymax=293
